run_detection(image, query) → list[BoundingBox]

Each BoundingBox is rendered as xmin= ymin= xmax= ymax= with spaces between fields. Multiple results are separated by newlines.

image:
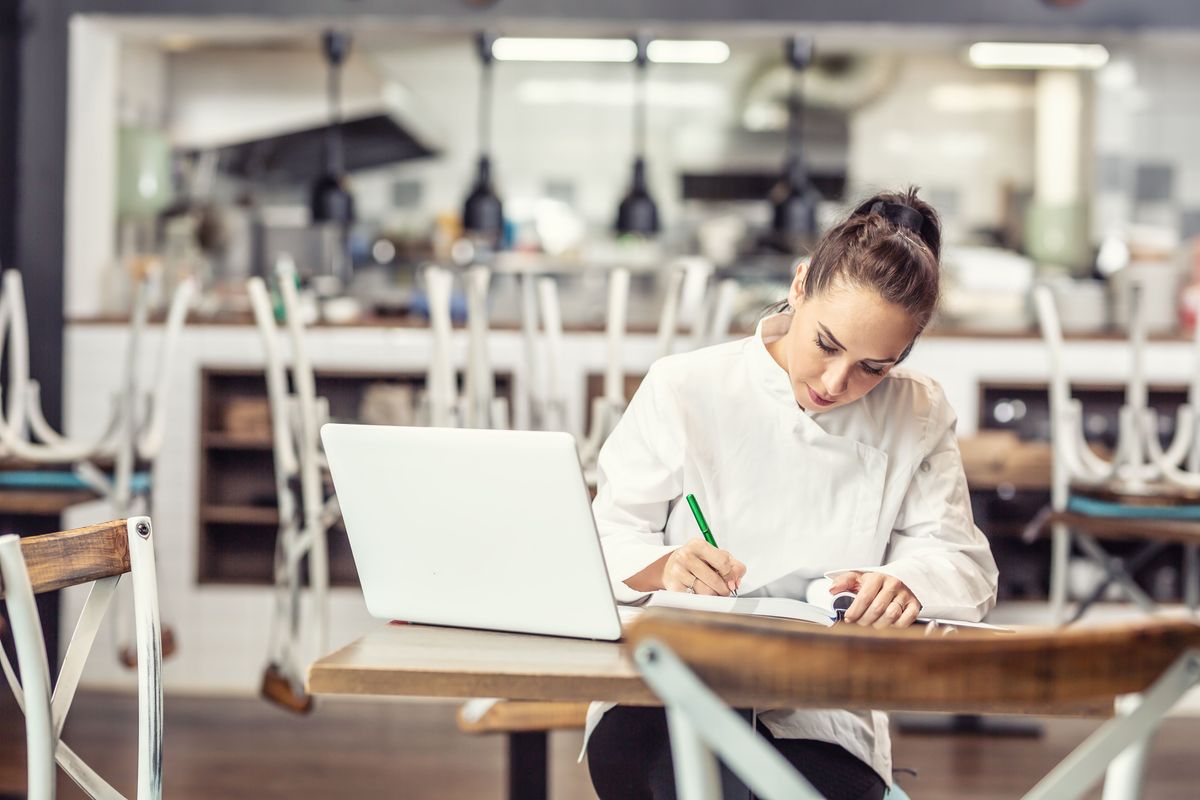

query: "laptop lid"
xmin=320 ymin=423 xmax=622 ymax=641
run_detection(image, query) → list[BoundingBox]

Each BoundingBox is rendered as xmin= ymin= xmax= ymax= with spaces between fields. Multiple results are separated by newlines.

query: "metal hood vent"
xmin=214 ymin=113 xmax=436 ymax=184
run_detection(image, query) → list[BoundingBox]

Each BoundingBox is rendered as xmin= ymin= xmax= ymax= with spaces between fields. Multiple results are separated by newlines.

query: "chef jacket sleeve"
xmin=591 ymin=363 xmax=687 ymax=604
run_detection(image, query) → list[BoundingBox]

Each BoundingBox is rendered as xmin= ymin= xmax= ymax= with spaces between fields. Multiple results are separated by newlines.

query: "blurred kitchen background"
xmin=9 ymin=2 xmax=1200 ymax=797
xmin=8 ymin=0 xmax=1200 ymax=682
xmin=7 ymin=0 xmax=1200 ymax=685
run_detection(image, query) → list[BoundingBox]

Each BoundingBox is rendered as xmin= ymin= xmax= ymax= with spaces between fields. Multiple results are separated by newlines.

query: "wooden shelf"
xmin=203 ymin=433 xmax=273 ymax=450
xmin=202 ymin=505 xmax=280 ymax=525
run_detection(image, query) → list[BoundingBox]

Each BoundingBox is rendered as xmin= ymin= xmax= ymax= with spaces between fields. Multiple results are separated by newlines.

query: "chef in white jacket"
xmin=585 ymin=189 xmax=999 ymax=800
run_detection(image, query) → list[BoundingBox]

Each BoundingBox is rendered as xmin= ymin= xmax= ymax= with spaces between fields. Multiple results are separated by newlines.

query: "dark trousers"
xmin=587 ymin=706 xmax=887 ymax=800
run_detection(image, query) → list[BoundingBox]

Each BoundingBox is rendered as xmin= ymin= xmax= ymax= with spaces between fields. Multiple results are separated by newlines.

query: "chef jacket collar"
xmin=750 ymin=312 xmax=811 ymax=412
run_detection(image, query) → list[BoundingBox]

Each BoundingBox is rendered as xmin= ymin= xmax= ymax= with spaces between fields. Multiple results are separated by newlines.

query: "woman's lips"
xmin=806 ymin=385 xmax=835 ymax=407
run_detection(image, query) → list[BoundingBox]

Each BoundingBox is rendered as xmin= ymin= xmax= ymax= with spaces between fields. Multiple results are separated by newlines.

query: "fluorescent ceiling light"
xmin=492 ymin=37 xmax=729 ymax=64
xmin=647 ymin=40 xmax=730 ymax=64
xmin=492 ymin=37 xmax=636 ymax=62
xmin=968 ymin=42 xmax=1109 ymax=70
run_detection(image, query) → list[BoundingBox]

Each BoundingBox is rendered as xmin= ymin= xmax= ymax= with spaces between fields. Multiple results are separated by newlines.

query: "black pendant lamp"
xmin=462 ymin=32 xmax=504 ymax=248
xmin=311 ymin=30 xmax=355 ymax=227
xmin=769 ymin=36 xmax=821 ymax=250
xmin=616 ymin=34 xmax=659 ymax=237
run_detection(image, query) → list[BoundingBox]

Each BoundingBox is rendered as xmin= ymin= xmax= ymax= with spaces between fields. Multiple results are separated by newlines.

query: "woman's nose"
xmin=824 ymin=362 xmax=851 ymax=396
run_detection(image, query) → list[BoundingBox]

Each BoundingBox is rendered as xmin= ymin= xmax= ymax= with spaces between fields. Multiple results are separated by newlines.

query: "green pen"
xmin=685 ymin=493 xmax=738 ymax=597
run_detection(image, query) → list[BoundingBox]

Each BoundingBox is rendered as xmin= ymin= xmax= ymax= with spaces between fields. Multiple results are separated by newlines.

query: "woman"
xmin=586 ymin=188 xmax=999 ymax=800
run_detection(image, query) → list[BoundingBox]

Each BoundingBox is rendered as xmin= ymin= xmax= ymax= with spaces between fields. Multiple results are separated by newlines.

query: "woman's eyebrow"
xmin=818 ymin=322 xmax=898 ymax=364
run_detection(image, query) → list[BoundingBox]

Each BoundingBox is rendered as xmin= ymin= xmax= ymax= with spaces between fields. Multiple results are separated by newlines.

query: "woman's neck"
xmin=764 ymin=329 xmax=790 ymax=374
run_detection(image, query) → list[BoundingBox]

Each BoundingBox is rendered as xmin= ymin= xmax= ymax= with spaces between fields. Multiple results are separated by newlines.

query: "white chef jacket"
xmin=583 ymin=312 xmax=999 ymax=785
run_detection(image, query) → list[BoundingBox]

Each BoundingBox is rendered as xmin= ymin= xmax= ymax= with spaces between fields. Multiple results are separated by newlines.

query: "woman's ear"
xmin=787 ymin=261 xmax=808 ymax=309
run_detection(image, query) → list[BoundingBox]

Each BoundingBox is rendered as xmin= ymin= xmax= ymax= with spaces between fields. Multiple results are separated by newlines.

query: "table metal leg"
xmin=508 ymin=731 xmax=549 ymax=800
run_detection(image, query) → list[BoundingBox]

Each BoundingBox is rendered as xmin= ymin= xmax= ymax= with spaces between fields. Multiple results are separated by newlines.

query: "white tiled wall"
xmin=1091 ymin=39 xmax=1200 ymax=241
xmin=849 ymin=53 xmax=1036 ymax=243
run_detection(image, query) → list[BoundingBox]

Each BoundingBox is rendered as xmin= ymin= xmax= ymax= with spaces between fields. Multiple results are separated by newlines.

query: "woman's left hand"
xmin=828 ymin=571 xmax=922 ymax=628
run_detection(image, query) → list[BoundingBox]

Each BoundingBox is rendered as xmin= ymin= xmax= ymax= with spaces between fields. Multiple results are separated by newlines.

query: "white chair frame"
xmin=462 ymin=265 xmax=510 ymax=430
xmin=0 ymin=517 xmax=163 ymax=800
xmin=634 ymin=636 xmax=1200 ymax=800
xmin=420 ymin=264 xmax=460 ymax=429
xmin=1033 ymin=281 xmax=1200 ymax=623
xmin=578 ymin=267 xmax=632 ymax=475
xmin=418 ymin=264 xmax=509 ymax=431
xmin=655 ymin=257 xmax=715 ymax=359
xmin=247 ymin=257 xmax=340 ymax=706
xmin=0 ymin=269 xmax=191 ymax=665
xmin=519 ymin=273 xmax=569 ymax=433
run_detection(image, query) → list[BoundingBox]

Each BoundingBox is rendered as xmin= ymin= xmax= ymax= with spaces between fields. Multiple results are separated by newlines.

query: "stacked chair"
xmin=519 ymin=270 xmax=570 ymax=433
xmin=0 ymin=268 xmax=192 ymax=666
xmin=247 ymin=256 xmax=340 ymax=712
xmin=1033 ymin=281 xmax=1200 ymax=625
xmin=576 ymin=267 xmax=633 ymax=478
xmin=420 ymin=264 xmax=511 ymax=430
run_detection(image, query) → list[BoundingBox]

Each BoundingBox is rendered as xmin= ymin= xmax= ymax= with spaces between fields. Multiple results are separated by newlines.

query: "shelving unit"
xmin=197 ymin=366 xmax=511 ymax=585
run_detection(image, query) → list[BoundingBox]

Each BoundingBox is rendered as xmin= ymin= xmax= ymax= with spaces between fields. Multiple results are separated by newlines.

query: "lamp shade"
xmin=771 ymin=159 xmax=819 ymax=239
xmin=616 ymin=157 xmax=659 ymax=236
xmin=311 ymin=173 xmax=355 ymax=224
xmin=463 ymin=155 xmax=504 ymax=245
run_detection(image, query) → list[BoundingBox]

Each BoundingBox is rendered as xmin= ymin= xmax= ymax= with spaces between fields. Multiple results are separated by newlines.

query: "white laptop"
xmin=320 ymin=423 xmax=623 ymax=641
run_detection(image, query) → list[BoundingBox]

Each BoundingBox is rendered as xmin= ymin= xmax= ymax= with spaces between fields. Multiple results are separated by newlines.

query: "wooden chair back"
xmin=624 ymin=609 xmax=1200 ymax=715
xmin=0 ymin=520 xmax=133 ymax=599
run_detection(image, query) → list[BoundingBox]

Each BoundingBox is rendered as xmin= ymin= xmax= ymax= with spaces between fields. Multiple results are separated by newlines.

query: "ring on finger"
xmin=686 ymin=575 xmax=697 ymax=594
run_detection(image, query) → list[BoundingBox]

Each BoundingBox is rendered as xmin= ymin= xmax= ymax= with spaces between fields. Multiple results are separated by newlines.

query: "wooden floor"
xmin=2 ymin=691 xmax=1199 ymax=798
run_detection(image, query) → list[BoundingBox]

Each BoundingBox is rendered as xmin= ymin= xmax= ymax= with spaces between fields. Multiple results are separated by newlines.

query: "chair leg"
xmin=126 ymin=517 xmax=164 ymax=800
xmin=1023 ymin=649 xmax=1200 ymax=800
xmin=1071 ymin=535 xmax=1163 ymax=620
xmin=634 ymin=638 xmax=824 ymax=800
xmin=1050 ymin=522 xmax=1071 ymax=625
xmin=1100 ymin=694 xmax=1151 ymax=800
xmin=0 ymin=535 xmax=55 ymax=800
xmin=665 ymin=706 xmax=723 ymax=800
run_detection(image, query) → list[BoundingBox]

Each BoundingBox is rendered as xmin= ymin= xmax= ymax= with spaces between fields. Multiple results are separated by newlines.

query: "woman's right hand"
xmin=663 ymin=538 xmax=746 ymax=596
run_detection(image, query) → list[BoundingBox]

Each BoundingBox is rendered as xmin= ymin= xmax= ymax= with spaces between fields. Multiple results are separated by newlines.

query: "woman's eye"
xmin=860 ymin=363 xmax=885 ymax=376
xmin=814 ymin=337 xmax=837 ymax=355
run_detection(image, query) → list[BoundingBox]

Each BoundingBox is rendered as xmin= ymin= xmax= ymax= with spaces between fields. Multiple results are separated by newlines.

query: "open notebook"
xmin=636 ymin=582 xmax=1012 ymax=632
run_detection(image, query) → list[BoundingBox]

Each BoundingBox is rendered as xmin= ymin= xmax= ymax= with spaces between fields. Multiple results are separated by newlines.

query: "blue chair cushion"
xmin=0 ymin=470 xmax=152 ymax=494
xmin=1067 ymin=494 xmax=1200 ymax=520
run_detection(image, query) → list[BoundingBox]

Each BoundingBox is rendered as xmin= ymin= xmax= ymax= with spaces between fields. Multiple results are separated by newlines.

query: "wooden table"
xmin=309 ymin=612 xmax=1200 ymax=800
xmin=309 ymin=613 xmax=1200 ymax=715
xmin=309 ymin=621 xmax=653 ymax=800
xmin=309 ymin=621 xmax=653 ymax=705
